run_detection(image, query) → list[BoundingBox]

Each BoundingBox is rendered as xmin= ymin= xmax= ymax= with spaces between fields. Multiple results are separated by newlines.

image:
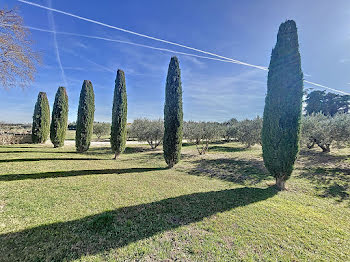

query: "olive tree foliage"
xmin=183 ymin=121 xmax=223 ymax=155
xmin=236 ymin=117 xmax=263 ymax=148
xmin=129 ymin=118 xmax=164 ymax=149
xmin=93 ymin=122 xmax=111 ymax=140
xmin=0 ymin=8 xmax=40 ymax=88
xmin=222 ymin=118 xmax=238 ymax=141
xmin=301 ymin=113 xmax=350 ymax=152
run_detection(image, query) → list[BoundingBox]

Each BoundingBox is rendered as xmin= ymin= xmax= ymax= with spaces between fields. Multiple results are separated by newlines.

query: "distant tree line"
xmin=305 ymin=90 xmax=349 ymax=116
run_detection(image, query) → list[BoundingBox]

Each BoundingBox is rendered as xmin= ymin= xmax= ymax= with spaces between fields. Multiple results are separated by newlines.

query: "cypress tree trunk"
xmin=32 ymin=92 xmax=50 ymax=143
xmin=50 ymin=86 xmax=69 ymax=148
xmin=111 ymin=69 xmax=127 ymax=159
xmin=76 ymin=80 xmax=95 ymax=152
xmin=163 ymin=57 xmax=183 ymax=168
xmin=262 ymin=20 xmax=304 ymax=190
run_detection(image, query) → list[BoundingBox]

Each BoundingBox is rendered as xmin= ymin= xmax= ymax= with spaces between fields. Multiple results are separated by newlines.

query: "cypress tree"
xmin=50 ymin=86 xmax=69 ymax=148
xmin=163 ymin=56 xmax=183 ymax=168
xmin=262 ymin=20 xmax=304 ymax=190
xmin=32 ymin=92 xmax=50 ymax=143
xmin=111 ymin=69 xmax=127 ymax=159
xmin=76 ymin=80 xmax=95 ymax=152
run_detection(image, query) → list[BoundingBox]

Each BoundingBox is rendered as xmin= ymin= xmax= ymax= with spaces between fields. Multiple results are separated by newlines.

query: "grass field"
xmin=0 ymin=142 xmax=349 ymax=261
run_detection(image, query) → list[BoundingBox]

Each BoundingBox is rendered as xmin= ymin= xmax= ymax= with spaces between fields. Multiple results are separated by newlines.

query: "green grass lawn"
xmin=0 ymin=142 xmax=349 ymax=261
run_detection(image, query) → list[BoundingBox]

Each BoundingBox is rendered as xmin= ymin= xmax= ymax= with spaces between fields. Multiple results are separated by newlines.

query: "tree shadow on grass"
xmin=298 ymin=167 xmax=350 ymax=202
xmin=123 ymin=146 xmax=156 ymax=154
xmin=0 ymin=186 xmax=277 ymax=262
xmin=298 ymin=149 xmax=348 ymax=166
xmin=208 ymin=146 xmax=247 ymax=153
xmin=187 ymin=158 xmax=271 ymax=185
xmin=0 ymin=157 xmax=104 ymax=163
xmin=0 ymin=167 xmax=167 ymax=182
xmin=0 ymin=146 xmax=38 ymax=149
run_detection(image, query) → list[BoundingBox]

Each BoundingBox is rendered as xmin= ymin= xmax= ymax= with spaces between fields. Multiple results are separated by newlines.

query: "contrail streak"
xmin=8 ymin=0 xmax=350 ymax=95
xmin=304 ymin=80 xmax=350 ymax=95
xmin=23 ymin=25 xmax=350 ymax=95
xmin=18 ymin=0 xmax=267 ymax=70
xmin=47 ymin=0 xmax=67 ymax=86
xmin=24 ymin=26 xmax=246 ymax=65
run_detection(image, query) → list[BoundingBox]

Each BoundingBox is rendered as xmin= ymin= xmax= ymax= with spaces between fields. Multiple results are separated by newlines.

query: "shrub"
xmin=76 ymin=80 xmax=95 ymax=152
xmin=93 ymin=122 xmax=111 ymax=140
xmin=163 ymin=57 xmax=183 ymax=167
xmin=50 ymin=86 xmax=69 ymax=148
xmin=261 ymin=20 xmax=304 ymax=190
xmin=129 ymin=118 xmax=164 ymax=149
xmin=32 ymin=92 xmax=50 ymax=143
xmin=111 ymin=69 xmax=128 ymax=158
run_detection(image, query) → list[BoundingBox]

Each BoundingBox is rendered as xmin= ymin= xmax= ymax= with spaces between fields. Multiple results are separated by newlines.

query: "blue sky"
xmin=1 ymin=0 xmax=350 ymax=123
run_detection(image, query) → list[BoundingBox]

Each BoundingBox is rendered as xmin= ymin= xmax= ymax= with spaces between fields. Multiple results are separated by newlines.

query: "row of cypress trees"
xmin=30 ymin=57 xmax=183 ymax=169
xmin=109 ymin=58 xmax=183 ymax=168
xmin=32 ymin=87 xmax=68 ymax=146
xmin=31 ymin=19 xmax=302 ymax=189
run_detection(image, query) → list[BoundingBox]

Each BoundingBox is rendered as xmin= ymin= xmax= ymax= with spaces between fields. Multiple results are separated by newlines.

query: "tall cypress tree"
xmin=163 ymin=56 xmax=183 ymax=168
xmin=50 ymin=86 xmax=69 ymax=148
xmin=76 ymin=80 xmax=95 ymax=152
xmin=32 ymin=92 xmax=50 ymax=143
xmin=262 ymin=20 xmax=303 ymax=190
xmin=111 ymin=69 xmax=127 ymax=159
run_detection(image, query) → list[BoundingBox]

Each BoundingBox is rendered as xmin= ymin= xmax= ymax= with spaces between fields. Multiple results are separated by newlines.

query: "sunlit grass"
xmin=0 ymin=142 xmax=349 ymax=261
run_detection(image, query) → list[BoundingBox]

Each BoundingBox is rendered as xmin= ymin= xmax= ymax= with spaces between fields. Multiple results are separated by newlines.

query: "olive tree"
xmin=301 ymin=113 xmax=350 ymax=152
xmin=93 ymin=122 xmax=111 ymax=140
xmin=183 ymin=121 xmax=223 ymax=155
xmin=129 ymin=118 xmax=164 ymax=149
xmin=236 ymin=117 xmax=263 ymax=148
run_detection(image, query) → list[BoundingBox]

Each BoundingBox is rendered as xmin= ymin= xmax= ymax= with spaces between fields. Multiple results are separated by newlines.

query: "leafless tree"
xmin=0 ymin=8 xmax=40 ymax=88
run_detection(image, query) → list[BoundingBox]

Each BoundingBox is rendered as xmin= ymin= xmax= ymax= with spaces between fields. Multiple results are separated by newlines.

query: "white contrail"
xmin=304 ymin=80 xmax=350 ymax=95
xmin=47 ymin=0 xmax=67 ymax=86
xmin=8 ymin=0 xmax=350 ymax=96
xmin=18 ymin=0 xmax=267 ymax=70
xmin=24 ymin=25 xmax=245 ymax=65
xmin=23 ymin=25 xmax=350 ymax=95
